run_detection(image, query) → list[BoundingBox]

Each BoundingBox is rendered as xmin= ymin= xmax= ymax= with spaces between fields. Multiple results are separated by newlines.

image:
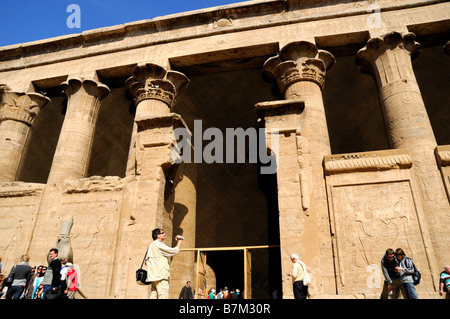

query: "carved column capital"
xmin=0 ymin=88 xmax=50 ymax=181
xmin=125 ymin=63 xmax=189 ymax=110
xmin=61 ymin=77 xmax=109 ymax=122
xmin=263 ymin=41 xmax=335 ymax=95
xmin=61 ymin=77 xmax=109 ymax=100
xmin=356 ymin=31 xmax=421 ymax=87
xmin=0 ymin=91 xmax=50 ymax=125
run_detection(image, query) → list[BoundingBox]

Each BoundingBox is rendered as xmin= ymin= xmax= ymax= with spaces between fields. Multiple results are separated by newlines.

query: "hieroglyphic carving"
xmin=331 ymin=180 xmax=419 ymax=293
xmin=326 ymin=148 xmax=440 ymax=296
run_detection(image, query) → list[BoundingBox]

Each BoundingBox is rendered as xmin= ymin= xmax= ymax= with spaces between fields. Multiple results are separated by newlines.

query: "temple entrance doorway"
xmin=171 ymin=67 xmax=283 ymax=299
xmin=182 ymin=245 xmax=281 ymax=299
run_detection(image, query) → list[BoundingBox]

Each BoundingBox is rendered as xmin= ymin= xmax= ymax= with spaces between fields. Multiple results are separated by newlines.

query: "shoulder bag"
xmin=299 ymin=261 xmax=311 ymax=286
xmin=136 ymin=249 xmax=151 ymax=285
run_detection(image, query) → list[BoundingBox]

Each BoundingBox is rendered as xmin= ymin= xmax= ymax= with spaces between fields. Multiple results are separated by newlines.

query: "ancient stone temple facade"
xmin=0 ymin=0 xmax=449 ymax=299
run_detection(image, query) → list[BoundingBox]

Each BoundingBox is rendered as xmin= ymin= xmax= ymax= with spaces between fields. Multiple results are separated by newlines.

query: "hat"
xmin=66 ymin=262 xmax=73 ymax=267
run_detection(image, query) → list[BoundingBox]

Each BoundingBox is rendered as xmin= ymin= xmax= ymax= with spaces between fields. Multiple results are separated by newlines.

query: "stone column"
xmin=258 ymin=41 xmax=335 ymax=298
xmin=122 ymin=63 xmax=190 ymax=297
xmin=47 ymin=78 xmax=109 ymax=183
xmin=125 ymin=63 xmax=189 ymax=220
xmin=0 ymin=89 xmax=50 ymax=181
xmin=357 ymin=31 xmax=449 ymax=267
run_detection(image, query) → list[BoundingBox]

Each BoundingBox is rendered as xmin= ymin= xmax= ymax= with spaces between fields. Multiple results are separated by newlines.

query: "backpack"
xmin=407 ymin=257 xmax=421 ymax=286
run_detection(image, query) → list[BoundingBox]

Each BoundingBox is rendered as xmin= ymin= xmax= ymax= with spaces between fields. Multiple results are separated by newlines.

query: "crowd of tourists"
xmin=0 ymin=248 xmax=79 ymax=299
xmin=178 ymin=281 xmax=243 ymax=299
xmin=2 ymin=234 xmax=449 ymax=300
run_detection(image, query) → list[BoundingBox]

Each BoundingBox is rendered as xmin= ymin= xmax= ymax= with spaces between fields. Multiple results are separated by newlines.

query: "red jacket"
xmin=67 ymin=269 xmax=78 ymax=291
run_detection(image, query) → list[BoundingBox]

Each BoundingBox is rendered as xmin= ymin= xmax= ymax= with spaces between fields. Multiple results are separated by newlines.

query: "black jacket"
xmin=179 ymin=285 xmax=194 ymax=299
xmin=49 ymin=258 xmax=62 ymax=288
xmin=381 ymin=254 xmax=399 ymax=283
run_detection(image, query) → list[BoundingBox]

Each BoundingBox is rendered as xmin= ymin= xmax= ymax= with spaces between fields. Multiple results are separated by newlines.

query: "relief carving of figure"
xmin=48 ymin=215 xmax=74 ymax=264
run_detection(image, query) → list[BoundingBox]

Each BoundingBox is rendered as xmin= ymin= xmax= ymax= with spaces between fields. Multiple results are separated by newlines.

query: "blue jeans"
xmin=42 ymin=285 xmax=52 ymax=299
xmin=404 ymin=282 xmax=418 ymax=299
xmin=5 ymin=285 xmax=25 ymax=299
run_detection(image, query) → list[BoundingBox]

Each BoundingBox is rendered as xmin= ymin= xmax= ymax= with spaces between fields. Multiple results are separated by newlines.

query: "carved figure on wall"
xmin=48 ymin=215 xmax=74 ymax=264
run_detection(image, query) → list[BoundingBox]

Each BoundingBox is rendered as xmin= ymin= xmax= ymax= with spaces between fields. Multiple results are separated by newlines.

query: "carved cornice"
xmin=324 ymin=149 xmax=412 ymax=174
xmin=135 ymin=112 xmax=188 ymax=132
xmin=255 ymin=99 xmax=305 ymax=118
xmin=125 ymin=63 xmax=189 ymax=108
xmin=263 ymin=41 xmax=335 ymax=94
xmin=0 ymin=182 xmax=45 ymax=197
xmin=0 ymin=90 xmax=50 ymax=125
xmin=1 ymin=0 xmax=445 ymax=73
xmin=63 ymin=176 xmax=125 ymax=194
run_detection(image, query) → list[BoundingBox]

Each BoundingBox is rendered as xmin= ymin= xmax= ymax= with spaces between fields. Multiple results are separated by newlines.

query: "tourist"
xmin=207 ymin=288 xmax=215 ymax=299
xmin=380 ymin=248 xmax=406 ymax=299
xmin=31 ymin=266 xmax=46 ymax=299
xmin=288 ymin=253 xmax=309 ymax=299
xmin=394 ymin=248 xmax=418 ymax=299
xmin=60 ymin=258 xmax=69 ymax=298
xmin=179 ymin=280 xmax=194 ymax=299
xmin=4 ymin=254 xmax=32 ymax=299
xmin=41 ymin=248 xmax=62 ymax=299
xmin=439 ymin=265 xmax=450 ymax=299
xmin=216 ymin=288 xmax=224 ymax=299
xmin=0 ymin=274 xmax=5 ymax=298
xmin=271 ymin=288 xmax=278 ymax=299
xmin=25 ymin=265 xmax=44 ymax=299
xmin=223 ymin=286 xmax=231 ymax=299
xmin=65 ymin=263 xmax=78 ymax=299
xmin=146 ymin=228 xmax=183 ymax=299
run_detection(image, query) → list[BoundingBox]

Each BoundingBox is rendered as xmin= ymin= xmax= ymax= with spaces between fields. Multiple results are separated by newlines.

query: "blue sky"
xmin=0 ymin=0 xmax=243 ymax=47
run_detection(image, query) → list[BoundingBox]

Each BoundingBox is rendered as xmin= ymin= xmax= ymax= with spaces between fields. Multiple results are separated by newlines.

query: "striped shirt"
xmin=440 ymin=271 xmax=450 ymax=290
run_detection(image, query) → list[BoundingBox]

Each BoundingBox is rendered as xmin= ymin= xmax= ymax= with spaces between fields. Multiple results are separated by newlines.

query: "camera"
xmin=176 ymin=235 xmax=184 ymax=240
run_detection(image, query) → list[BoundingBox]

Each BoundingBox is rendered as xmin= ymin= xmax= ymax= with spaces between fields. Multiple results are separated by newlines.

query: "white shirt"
xmin=145 ymin=240 xmax=179 ymax=281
